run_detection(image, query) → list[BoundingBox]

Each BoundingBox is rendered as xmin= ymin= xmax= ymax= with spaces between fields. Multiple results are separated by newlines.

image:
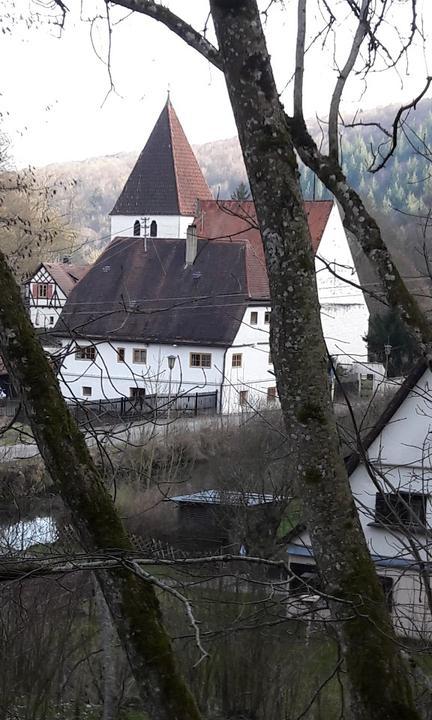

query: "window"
xmin=250 ymin=311 xmax=258 ymax=325
xmin=133 ymin=220 xmax=141 ymax=236
xmin=290 ymin=563 xmax=321 ymax=597
xmin=75 ymin=346 xmax=96 ymax=361
xmin=82 ymin=386 xmax=92 ymax=397
xmin=239 ymin=390 xmax=249 ymax=406
xmin=232 ymin=353 xmax=242 ymax=368
xmin=133 ymin=348 xmax=147 ymax=364
xmin=267 ymin=386 xmax=277 ymax=403
xmin=375 ymin=491 xmax=427 ymax=528
xmin=49 ymin=316 xmax=54 ymax=325
xmin=117 ymin=347 xmax=125 ymax=363
xmin=130 ymin=387 xmax=146 ymax=399
xmin=150 ymin=220 xmax=157 ymax=237
xmin=38 ymin=284 xmax=48 ymax=298
xmin=264 ymin=311 xmax=271 ymax=324
xmin=190 ymin=353 xmax=212 ymax=368
xmin=378 ymin=576 xmax=394 ymax=612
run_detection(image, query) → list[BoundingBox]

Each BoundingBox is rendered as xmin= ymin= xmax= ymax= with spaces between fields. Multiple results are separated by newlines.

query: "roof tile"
xmin=194 ymin=199 xmax=333 ymax=299
xmin=111 ymin=100 xmax=212 ymax=217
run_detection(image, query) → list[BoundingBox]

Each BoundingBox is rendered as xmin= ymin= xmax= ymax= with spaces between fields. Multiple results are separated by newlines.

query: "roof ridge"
xmin=167 ymin=102 xmax=181 ymax=219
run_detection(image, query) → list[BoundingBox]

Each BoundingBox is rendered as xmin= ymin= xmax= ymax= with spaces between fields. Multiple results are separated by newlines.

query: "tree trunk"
xmin=287 ymin=114 xmax=432 ymax=347
xmin=94 ymin=578 xmax=118 ymax=720
xmin=0 ymin=250 xmax=201 ymax=720
xmin=209 ymin=1 xmax=420 ymax=718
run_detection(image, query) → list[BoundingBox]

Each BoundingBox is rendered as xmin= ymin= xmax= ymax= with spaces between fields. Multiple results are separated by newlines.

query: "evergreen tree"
xmin=366 ymin=308 xmax=421 ymax=376
xmin=231 ymin=181 xmax=251 ymax=200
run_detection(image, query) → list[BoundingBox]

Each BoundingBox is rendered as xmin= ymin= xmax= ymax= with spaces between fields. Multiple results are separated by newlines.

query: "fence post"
xmin=195 ymin=393 xmax=198 ymax=416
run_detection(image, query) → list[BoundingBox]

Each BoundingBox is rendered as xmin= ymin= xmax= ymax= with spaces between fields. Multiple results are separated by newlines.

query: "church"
xmin=53 ymin=98 xmax=370 ymax=411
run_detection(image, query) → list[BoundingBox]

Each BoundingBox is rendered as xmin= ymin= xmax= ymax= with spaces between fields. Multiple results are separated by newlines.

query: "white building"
xmin=196 ymin=198 xmax=369 ymax=364
xmin=289 ymin=359 xmax=432 ymax=638
xmin=53 ymin=98 xmax=370 ymax=411
xmin=54 ymin=230 xmax=276 ymax=413
xmin=24 ymin=261 xmax=88 ymax=329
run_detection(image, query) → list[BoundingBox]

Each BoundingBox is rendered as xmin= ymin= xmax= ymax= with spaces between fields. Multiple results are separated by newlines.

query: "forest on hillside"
xmin=36 ymin=100 xmax=432 ymax=281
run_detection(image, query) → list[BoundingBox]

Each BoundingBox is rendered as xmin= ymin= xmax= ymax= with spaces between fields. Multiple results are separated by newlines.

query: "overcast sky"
xmin=1 ymin=0 xmax=431 ymax=168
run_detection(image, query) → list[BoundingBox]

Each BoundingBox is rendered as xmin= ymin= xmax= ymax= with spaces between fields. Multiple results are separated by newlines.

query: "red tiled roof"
xmin=44 ymin=263 xmax=89 ymax=296
xmin=194 ymin=199 xmax=333 ymax=299
xmin=111 ymin=99 xmax=212 ymax=217
xmin=167 ymin=102 xmax=213 ymax=215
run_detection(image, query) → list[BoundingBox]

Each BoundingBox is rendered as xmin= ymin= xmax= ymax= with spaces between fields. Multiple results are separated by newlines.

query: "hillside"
xmin=36 ymin=101 xmax=432 ymax=283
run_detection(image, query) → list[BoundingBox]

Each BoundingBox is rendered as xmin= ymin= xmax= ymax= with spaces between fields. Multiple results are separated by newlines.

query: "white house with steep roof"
xmin=24 ymin=261 xmax=88 ymax=329
xmin=289 ymin=359 xmax=432 ymax=638
xmin=53 ymin=98 xmax=372 ymax=412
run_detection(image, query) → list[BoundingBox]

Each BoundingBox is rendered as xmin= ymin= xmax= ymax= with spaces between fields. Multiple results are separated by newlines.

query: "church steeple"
xmin=111 ymin=99 xmax=212 ymax=218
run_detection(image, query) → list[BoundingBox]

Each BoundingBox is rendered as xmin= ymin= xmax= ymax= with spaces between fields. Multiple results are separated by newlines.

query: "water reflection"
xmin=0 ymin=516 xmax=57 ymax=553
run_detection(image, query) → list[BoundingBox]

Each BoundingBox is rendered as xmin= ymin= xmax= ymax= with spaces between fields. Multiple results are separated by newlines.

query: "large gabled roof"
xmin=194 ymin=199 xmax=334 ymax=300
xmin=54 ymin=236 xmax=248 ymax=346
xmin=111 ymin=99 xmax=212 ymax=217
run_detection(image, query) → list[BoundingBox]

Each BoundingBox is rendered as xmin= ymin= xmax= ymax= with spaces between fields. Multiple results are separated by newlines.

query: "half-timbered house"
xmin=25 ymin=261 xmax=88 ymax=329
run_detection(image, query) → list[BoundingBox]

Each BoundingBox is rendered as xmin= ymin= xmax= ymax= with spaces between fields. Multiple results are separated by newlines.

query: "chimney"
xmin=185 ymin=224 xmax=197 ymax=266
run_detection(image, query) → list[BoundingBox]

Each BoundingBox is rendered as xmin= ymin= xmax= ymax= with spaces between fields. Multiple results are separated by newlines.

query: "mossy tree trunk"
xmin=209 ymin=1 xmax=420 ymax=718
xmin=0 ymin=250 xmax=201 ymax=720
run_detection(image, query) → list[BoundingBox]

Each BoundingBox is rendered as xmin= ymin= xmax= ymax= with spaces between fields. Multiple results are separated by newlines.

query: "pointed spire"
xmin=111 ymin=100 xmax=212 ymax=217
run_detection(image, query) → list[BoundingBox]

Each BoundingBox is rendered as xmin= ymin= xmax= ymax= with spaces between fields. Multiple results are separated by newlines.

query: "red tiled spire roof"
xmin=194 ymin=199 xmax=334 ymax=299
xmin=111 ymin=99 xmax=212 ymax=216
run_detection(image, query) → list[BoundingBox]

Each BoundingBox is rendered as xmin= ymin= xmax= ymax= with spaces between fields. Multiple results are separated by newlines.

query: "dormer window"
xmin=133 ymin=220 xmax=141 ymax=236
xmin=150 ymin=220 xmax=157 ymax=237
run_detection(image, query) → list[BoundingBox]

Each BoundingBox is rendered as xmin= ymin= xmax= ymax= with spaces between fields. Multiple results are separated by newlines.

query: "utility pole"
xmin=140 ymin=217 xmax=149 ymax=252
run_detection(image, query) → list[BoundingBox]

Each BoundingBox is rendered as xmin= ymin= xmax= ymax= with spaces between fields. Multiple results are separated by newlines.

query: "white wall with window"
xmin=26 ymin=267 xmax=67 ymax=329
xmin=57 ymin=304 xmax=277 ymax=413
xmin=220 ymin=304 xmax=277 ymax=413
xmin=110 ymin=214 xmax=194 ymax=241
xmin=297 ymin=367 xmax=432 ymax=561
xmin=58 ymin=339 xmax=226 ymax=404
xmin=293 ymin=364 xmax=432 ymax=637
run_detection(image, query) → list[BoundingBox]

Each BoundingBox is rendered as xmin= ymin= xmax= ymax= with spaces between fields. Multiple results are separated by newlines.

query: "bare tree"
xmin=0 ymin=200 xmax=201 ymax=719
xmin=3 ymin=0 xmax=432 ymax=717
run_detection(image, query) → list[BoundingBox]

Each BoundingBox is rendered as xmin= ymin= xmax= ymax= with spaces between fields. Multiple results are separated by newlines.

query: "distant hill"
xmin=36 ymin=100 xmax=432 ymax=287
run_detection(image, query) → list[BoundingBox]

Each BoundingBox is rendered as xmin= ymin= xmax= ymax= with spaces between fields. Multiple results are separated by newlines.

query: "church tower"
xmin=110 ymin=98 xmax=212 ymax=241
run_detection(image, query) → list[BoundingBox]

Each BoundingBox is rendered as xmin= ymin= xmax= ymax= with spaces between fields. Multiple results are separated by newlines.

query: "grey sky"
xmin=2 ymin=0 xmax=430 ymax=167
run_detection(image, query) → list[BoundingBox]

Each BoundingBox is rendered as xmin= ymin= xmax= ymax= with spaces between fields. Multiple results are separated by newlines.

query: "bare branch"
xmin=107 ymin=0 xmax=223 ymax=70
xmin=328 ymin=0 xmax=370 ymax=160
xmin=293 ymin=0 xmax=306 ymax=119
xmin=370 ymin=76 xmax=432 ymax=172
xmin=124 ymin=559 xmax=209 ymax=667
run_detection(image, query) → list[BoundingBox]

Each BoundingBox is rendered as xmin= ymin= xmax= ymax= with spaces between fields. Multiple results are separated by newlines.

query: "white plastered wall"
xmin=110 ymin=214 xmax=194 ymax=241
xmin=315 ymin=204 xmax=369 ymax=362
xmin=59 ymin=339 xmax=226 ymax=404
xmin=221 ymin=305 xmax=277 ymax=413
xmin=28 ymin=267 xmax=67 ymax=329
